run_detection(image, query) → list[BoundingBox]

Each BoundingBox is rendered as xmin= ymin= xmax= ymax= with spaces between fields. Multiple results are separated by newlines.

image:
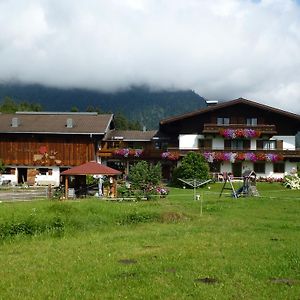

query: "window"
xmin=107 ymin=141 xmax=121 ymax=148
xmin=154 ymin=141 xmax=161 ymax=149
xmin=254 ymin=162 xmax=265 ymax=173
xmin=209 ymin=162 xmax=221 ymax=173
xmin=38 ymin=168 xmax=49 ymax=175
xmin=217 ymin=117 xmax=230 ymax=125
xmin=224 ymin=139 xmax=250 ymax=150
xmin=3 ymin=168 xmax=15 ymax=175
xmin=231 ymin=140 xmax=244 ymax=150
xmin=246 ymin=118 xmax=257 ymax=126
xmin=273 ymin=162 xmax=285 ymax=173
xmin=263 ymin=140 xmax=276 ymax=150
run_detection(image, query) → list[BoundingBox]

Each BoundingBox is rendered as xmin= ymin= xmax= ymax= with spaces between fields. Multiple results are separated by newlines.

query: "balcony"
xmin=97 ymin=148 xmax=164 ymax=159
xmin=203 ymin=124 xmax=277 ymax=135
xmin=167 ymin=148 xmax=300 ymax=159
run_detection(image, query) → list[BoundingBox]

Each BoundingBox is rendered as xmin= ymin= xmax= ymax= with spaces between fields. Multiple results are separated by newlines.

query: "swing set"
xmin=219 ymin=170 xmax=259 ymax=198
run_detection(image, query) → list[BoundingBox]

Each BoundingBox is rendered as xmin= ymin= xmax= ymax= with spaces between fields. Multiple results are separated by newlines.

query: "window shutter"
xmin=204 ymin=139 xmax=212 ymax=149
xmin=224 ymin=139 xmax=231 ymax=150
xmin=256 ymin=140 xmax=263 ymax=150
xmin=244 ymin=140 xmax=251 ymax=150
xmin=276 ymin=140 xmax=283 ymax=150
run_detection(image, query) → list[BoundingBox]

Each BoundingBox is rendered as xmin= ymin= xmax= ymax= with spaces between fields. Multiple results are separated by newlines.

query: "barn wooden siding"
xmin=0 ymin=134 xmax=95 ymax=166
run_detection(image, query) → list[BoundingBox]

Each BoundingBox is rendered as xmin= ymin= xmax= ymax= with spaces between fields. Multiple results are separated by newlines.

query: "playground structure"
xmin=219 ymin=170 xmax=259 ymax=198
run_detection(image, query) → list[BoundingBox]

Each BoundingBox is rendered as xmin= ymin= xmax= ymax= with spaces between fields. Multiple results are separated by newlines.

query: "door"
xmin=232 ymin=162 xmax=242 ymax=178
xmin=27 ymin=169 xmax=37 ymax=185
xmin=18 ymin=168 xmax=27 ymax=184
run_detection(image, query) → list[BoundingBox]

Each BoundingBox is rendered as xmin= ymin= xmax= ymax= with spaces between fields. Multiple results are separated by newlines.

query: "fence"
xmin=0 ymin=186 xmax=49 ymax=202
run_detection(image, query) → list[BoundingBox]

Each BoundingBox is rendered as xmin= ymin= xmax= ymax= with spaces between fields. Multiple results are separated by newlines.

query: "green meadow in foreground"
xmin=0 ymin=182 xmax=300 ymax=299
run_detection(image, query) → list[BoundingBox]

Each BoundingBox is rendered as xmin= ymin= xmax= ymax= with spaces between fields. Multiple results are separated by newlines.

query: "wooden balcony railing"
xmin=97 ymin=148 xmax=164 ymax=159
xmin=203 ymin=124 xmax=277 ymax=134
xmin=167 ymin=148 xmax=300 ymax=158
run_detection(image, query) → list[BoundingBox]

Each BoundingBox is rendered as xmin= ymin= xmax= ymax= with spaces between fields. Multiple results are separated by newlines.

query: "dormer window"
xmin=11 ymin=117 xmax=20 ymax=127
xmin=246 ymin=118 xmax=257 ymax=126
xmin=217 ymin=117 xmax=230 ymax=125
xmin=66 ymin=118 xmax=74 ymax=128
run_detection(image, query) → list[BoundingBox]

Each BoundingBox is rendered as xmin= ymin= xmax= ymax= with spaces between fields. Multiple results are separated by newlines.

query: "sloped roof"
xmin=104 ymin=130 xmax=157 ymax=141
xmin=160 ymin=98 xmax=300 ymax=125
xmin=0 ymin=112 xmax=113 ymax=134
xmin=61 ymin=161 xmax=122 ymax=176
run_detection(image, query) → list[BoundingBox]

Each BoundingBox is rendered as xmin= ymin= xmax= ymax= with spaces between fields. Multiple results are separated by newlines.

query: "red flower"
xmin=236 ymin=153 xmax=245 ymax=161
xmin=39 ymin=146 xmax=47 ymax=154
xmin=256 ymin=153 xmax=266 ymax=161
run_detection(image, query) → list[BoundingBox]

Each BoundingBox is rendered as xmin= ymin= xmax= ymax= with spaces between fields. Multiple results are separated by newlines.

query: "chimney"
xmin=11 ymin=117 xmax=20 ymax=127
xmin=66 ymin=118 xmax=74 ymax=128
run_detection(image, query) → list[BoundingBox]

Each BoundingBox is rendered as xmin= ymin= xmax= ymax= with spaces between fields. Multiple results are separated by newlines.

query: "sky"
xmin=1 ymin=0 xmax=300 ymax=113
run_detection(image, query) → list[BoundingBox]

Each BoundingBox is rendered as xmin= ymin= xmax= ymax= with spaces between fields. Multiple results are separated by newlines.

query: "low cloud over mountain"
xmin=1 ymin=0 xmax=300 ymax=113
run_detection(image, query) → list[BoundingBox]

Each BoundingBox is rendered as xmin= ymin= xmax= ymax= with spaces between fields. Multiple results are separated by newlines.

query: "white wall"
xmin=218 ymin=161 xmax=297 ymax=180
xmin=242 ymin=161 xmax=254 ymax=171
xmin=179 ymin=134 xmax=202 ymax=149
xmin=35 ymin=167 xmax=60 ymax=186
xmin=0 ymin=167 xmax=61 ymax=186
xmin=267 ymin=161 xmax=298 ymax=179
xmin=271 ymin=136 xmax=296 ymax=150
xmin=220 ymin=162 xmax=232 ymax=173
xmin=0 ymin=172 xmax=17 ymax=185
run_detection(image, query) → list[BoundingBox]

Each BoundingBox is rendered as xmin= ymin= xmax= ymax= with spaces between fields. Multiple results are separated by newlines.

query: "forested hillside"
xmin=0 ymin=84 xmax=206 ymax=129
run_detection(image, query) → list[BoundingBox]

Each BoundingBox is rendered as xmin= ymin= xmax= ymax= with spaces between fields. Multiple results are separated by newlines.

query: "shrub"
xmin=129 ymin=161 xmax=161 ymax=189
xmin=128 ymin=161 xmax=162 ymax=200
xmin=172 ymin=152 xmax=210 ymax=186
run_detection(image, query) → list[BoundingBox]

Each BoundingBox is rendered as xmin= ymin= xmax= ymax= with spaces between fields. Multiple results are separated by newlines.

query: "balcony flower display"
xmin=133 ymin=149 xmax=143 ymax=157
xmin=236 ymin=153 xmax=245 ymax=161
xmin=203 ymin=152 xmax=283 ymax=163
xmin=256 ymin=152 xmax=266 ymax=161
xmin=203 ymin=152 xmax=214 ymax=163
xmin=265 ymin=153 xmax=283 ymax=162
xmin=220 ymin=128 xmax=261 ymax=139
xmin=244 ymin=152 xmax=257 ymax=162
xmin=161 ymin=151 xmax=179 ymax=161
xmin=114 ymin=148 xmax=144 ymax=158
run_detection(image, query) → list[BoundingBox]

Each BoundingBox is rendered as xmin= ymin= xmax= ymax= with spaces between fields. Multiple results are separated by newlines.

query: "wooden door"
xmin=27 ymin=169 xmax=37 ymax=186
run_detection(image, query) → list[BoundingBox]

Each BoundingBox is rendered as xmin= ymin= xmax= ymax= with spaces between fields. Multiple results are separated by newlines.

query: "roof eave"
xmin=0 ymin=131 xmax=106 ymax=135
xmin=160 ymin=98 xmax=300 ymax=125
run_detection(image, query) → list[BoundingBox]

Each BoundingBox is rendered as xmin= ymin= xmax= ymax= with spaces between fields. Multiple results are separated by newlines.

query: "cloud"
xmin=0 ymin=0 xmax=300 ymax=112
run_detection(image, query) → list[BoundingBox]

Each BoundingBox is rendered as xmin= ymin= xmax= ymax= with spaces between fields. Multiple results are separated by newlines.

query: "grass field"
xmin=0 ymin=182 xmax=300 ymax=299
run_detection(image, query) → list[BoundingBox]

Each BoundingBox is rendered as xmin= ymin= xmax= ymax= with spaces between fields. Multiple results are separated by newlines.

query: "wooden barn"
xmin=0 ymin=112 xmax=114 ymax=186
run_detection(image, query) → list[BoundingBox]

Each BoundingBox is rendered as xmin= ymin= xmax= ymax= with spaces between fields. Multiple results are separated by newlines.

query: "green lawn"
xmin=0 ymin=182 xmax=300 ymax=299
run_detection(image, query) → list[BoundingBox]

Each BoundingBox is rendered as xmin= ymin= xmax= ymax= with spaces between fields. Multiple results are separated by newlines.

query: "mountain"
xmin=0 ymin=84 xmax=207 ymax=129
